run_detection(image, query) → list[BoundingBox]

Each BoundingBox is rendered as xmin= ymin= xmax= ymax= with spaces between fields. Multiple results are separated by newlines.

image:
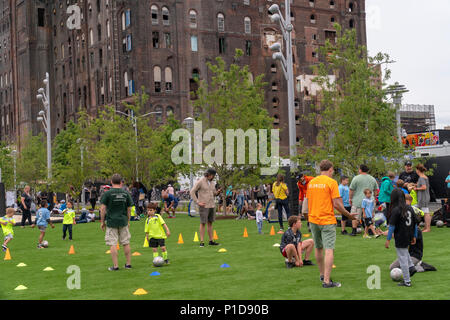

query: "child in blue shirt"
xmin=338 ymin=176 xmax=350 ymax=235
xmin=32 ymin=200 xmax=55 ymax=248
xmin=361 ymin=189 xmax=382 ymax=239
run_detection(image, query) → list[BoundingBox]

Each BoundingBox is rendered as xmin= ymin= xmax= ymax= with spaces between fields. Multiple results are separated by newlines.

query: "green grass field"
xmin=1 ymin=214 xmax=449 ymax=300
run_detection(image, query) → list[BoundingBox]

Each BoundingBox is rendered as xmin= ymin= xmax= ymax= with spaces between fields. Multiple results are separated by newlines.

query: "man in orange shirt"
xmin=306 ymin=160 xmax=357 ymax=288
xmin=297 ymin=174 xmax=314 ymax=230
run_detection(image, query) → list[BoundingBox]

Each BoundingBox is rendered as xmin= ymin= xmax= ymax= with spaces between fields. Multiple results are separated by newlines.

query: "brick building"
xmin=1 ymin=0 xmax=366 ymax=155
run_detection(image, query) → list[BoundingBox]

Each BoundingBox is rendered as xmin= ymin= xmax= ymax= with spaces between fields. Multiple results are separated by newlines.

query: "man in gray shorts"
xmin=100 ymin=174 xmax=133 ymax=271
xmin=190 ymin=168 xmax=222 ymax=247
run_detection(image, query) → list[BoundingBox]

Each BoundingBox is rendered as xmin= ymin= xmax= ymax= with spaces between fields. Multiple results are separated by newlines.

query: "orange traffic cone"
xmin=243 ymin=227 xmax=249 ymax=238
xmin=213 ymin=230 xmax=219 ymax=240
xmin=68 ymin=245 xmax=75 ymax=255
xmin=270 ymin=226 xmax=276 ymax=236
xmin=116 ymin=242 xmax=120 ymax=250
xmin=4 ymin=248 xmax=11 ymax=260
xmin=177 ymin=233 xmax=184 ymax=244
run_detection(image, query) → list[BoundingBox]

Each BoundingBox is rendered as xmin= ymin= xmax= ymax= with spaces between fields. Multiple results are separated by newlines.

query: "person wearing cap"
xmin=190 ymin=168 xmax=222 ymax=247
xmin=399 ymin=161 xmax=419 ymax=184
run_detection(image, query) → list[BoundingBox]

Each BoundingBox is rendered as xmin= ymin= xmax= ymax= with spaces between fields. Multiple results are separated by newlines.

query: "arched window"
xmin=89 ymin=28 xmax=94 ymax=45
xmin=106 ymin=20 xmax=111 ymax=38
xmin=189 ymin=10 xmax=197 ymax=28
xmin=273 ymin=114 xmax=280 ymax=125
xmin=272 ymin=82 xmax=278 ymax=91
xmin=310 ymin=14 xmax=316 ymax=24
xmin=330 ymin=16 xmax=335 ymax=23
xmin=124 ymin=71 xmax=128 ymax=93
xmin=217 ymin=13 xmax=225 ymax=32
xmin=166 ymin=106 xmax=174 ymax=118
xmin=151 ymin=5 xmax=158 ymax=25
xmin=309 ymin=0 xmax=315 ymax=7
xmin=121 ymin=12 xmax=126 ymax=30
xmin=155 ymin=106 xmax=163 ymax=123
xmin=272 ymin=97 xmax=279 ymax=108
xmin=162 ymin=6 xmax=170 ymax=25
xmin=165 ymin=67 xmax=173 ymax=92
xmin=244 ymin=17 xmax=251 ymax=34
xmin=154 ymin=66 xmax=161 ymax=92
xmin=349 ymin=2 xmax=354 ymax=12
xmin=330 ymin=1 xmax=335 ymax=8
xmin=349 ymin=19 xmax=355 ymax=28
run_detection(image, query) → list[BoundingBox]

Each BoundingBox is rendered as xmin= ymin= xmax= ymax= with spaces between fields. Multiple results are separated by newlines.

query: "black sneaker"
xmin=199 ymin=242 xmax=205 ymax=247
xmin=302 ymin=259 xmax=314 ymax=266
xmin=285 ymin=261 xmax=295 ymax=269
xmin=124 ymin=264 xmax=132 ymax=269
xmin=2 ymin=245 xmax=7 ymax=252
xmin=341 ymin=230 xmax=348 ymax=235
xmin=209 ymin=241 xmax=220 ymax=246
xmin=164 ymin=259 xmax=170 ymax=265
xmin=108 ymin=266 xmax=119 ymax=271
xmin=322 ymin=281 xmax=341 ymax=288
xmin=409 ymin=266 xmax=417 ymax=278
xmin=398 ymin=281 xmax=411 ymax=287
xmin=320 ymin=275 xmax=324 ymax=282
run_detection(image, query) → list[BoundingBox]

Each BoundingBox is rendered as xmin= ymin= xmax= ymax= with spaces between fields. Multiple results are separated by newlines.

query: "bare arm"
xmin=349 ymin=189 xmax=354 ymax=206
xmin=163 ymin=224 xmax=171 ymax=237
xmin=333 ymin=198 xmax=356 ymax=220
xmin=127 ymin=207 xmax=131 ymax=223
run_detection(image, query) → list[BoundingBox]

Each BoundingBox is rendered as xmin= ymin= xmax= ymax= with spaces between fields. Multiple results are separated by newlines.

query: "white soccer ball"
xmin=152 ymin=256 xmax=165 ymax=267
xmin=356 ymin=227 xmax=362 ymax=234
xmin=436 ymin=220 xmax=444 ymax=228
xmin=42 ymin=240 xmax=49 ymax=248
xmin=390 ymin=268 xmax=403 ymax=282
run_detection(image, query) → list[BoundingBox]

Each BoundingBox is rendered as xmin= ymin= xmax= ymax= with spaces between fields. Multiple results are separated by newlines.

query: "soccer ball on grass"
xmin=436 ymin=220 xmax=444 ymax=228
xmin=390 ymin=268 xmax=403 ymax=282
xmin=42 ymin=240 xmax=49 ymax=248
xmin=153 ymin=256 xmax=165 ymax=267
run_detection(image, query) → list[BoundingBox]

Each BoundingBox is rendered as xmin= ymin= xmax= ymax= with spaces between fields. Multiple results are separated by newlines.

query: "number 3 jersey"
xmin=389 ymin=205 xmax=418 ymax=248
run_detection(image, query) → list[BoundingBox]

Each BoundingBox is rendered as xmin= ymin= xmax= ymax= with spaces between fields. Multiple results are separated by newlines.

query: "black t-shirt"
xmin=389 ymin=205 xmax=417 ymax=248
xmin=21 ymin=192 xmax=32 ymax=211
xmin=280 ymin=228 xmax=302 ymax=252
xmin=409 ymin=229 xmax=423 ymax=260
xmin=398 ymin=171 xmax=419 ymax=184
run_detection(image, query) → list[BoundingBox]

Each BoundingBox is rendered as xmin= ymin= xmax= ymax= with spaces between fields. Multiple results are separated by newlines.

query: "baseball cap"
xmin=405 ymin=161 xmax=412 ymax=166
xmin=296 ymin=173 xmax=304 ymax=180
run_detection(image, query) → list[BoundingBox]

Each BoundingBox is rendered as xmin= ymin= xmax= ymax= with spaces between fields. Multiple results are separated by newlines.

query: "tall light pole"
xmin=76 ymin=138 xmax=85 ymax=204
xmin=386 ymin=82 xmax=409 ymax=143
xmin=183 ymin=117 xmax=196 ymax=215
xmin=37 ymin=72 xmax=52 ymax=180
xmin=114 ymin=110 xmax=162 ymax=182
xmin=268 ymin=1 xmax=297 ymax=171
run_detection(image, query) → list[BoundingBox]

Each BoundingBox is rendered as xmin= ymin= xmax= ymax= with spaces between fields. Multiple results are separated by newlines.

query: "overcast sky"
xmin=366 ymin=0 xmax=450 ymax=129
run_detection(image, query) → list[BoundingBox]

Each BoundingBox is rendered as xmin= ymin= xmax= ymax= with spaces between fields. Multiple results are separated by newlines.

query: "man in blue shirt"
xmin=32 ymin=200 xmax=55 ymax=248
xmin=338 ymin=176 xmax=351 ymax=235
xmin=163 ymin=192 xmax=178 ymax=218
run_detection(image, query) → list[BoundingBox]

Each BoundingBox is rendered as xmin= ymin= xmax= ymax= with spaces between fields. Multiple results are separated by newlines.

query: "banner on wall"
xmin=402 ymin=131 xmax=440 ymax=149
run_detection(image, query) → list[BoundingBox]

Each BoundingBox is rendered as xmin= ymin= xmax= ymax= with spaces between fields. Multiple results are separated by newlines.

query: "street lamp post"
xmin=76 ymin=138 xmax=85 ymax=204
xmin=37 ymin=72 xmax=52 ymax=180
xmin=268 ymin=0 xmax=297 ymax=171
xmin=386 ymin=82 xmax=409 ymax=143
xmin=114 ymin=110 xmax=162 ymax=182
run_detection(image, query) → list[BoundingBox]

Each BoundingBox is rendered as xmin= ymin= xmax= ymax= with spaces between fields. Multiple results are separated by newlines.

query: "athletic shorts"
xmin=105 ymin=226 xmax=131 ymax=246
xmin=149 ymin=238 xmax=165 ymax=248
xmin=281 ymin=246 xmax=298 ymax=258
xmin=351 ymin=206 xmax=363 ymax=220
xmin=310 ymin=223 xmax=336 ymax=250
xmin=342 ymin=206 xmax=352 ymax=221
xmin=38 ymin=225 xmax=47 ymax=232
xmin=4 ymin=234 xmax=13 ymax=241
xmin=364 ymin=218 xmax=373 ymax=227
xmin=199 ymin=207 xmax=216 ymax=224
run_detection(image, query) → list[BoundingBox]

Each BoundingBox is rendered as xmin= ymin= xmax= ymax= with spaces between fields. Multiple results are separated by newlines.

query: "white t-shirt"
xmin=256 ymin=210 xmax=263 ymax=223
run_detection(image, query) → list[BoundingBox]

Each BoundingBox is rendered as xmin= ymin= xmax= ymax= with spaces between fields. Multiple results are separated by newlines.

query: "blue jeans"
xmin=276 ymin=198 xmax=290 ymax=230
xmin=257 ymin=221 xmax=263 ymax=234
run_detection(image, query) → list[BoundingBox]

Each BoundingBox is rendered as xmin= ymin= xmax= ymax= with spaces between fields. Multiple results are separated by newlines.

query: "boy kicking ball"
xmin=32 ymin=200 xmax=55 ymax=248
xmin=280 ymin=215 xmax=314 ymax=268
xmin=145 ymin=202 xmax=171 ymax=264
xmin=1 ymin=208 xmax=16 ymax=251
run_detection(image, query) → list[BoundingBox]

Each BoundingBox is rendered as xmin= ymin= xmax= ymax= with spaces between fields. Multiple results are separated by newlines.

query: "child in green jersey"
xmin=1 ymin=208 xmax=16 ymax=251
xmin=62 ymin=201 xmax=76 ymax=240
xmin=145 ymin=202 xmax=171 ymax=264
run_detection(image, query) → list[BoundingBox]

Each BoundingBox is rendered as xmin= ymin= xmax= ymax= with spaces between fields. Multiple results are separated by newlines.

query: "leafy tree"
xmin=0 ymin=141 xmax=14 ymax=190
xmin=192 ymin=49 xmax=276 ymax=214
xmin=297 ymin=24 xmax=405 ymax=178
xmin=16 ymin=133 xmax=47 ymax=190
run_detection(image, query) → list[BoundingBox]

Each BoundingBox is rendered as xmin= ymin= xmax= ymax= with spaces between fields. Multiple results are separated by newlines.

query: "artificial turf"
xmin=1 ymin=214 xmax=449 ymax=300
